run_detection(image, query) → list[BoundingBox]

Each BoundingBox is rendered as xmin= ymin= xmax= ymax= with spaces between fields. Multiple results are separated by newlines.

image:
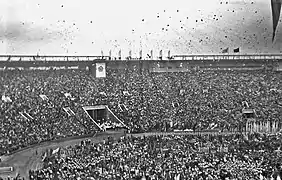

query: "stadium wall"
xmin=0 ymin=57 xmax=279 ymax=71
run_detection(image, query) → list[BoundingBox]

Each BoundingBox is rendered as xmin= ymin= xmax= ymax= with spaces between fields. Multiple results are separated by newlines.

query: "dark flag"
xmin=139 ymin=50 xmax=142 ymax=59
xmin=271 ymin=0 xmax=282 ymax=41
xmin=233 ymin=47 xmax=240 ymax=53
xmin=222 ymin=48 xmax=229 ymax=53
xmin=159 ymin=50 xmax=163 ymax=60
xmin=118 ymin=50 xmax=121 ymax=60
xmin=129 ymin=50 xmax=132 ymax=58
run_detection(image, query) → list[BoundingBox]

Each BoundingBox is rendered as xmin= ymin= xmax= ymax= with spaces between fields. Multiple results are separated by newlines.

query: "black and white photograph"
xmin=0 ymin=0 xmax=282 ymax=179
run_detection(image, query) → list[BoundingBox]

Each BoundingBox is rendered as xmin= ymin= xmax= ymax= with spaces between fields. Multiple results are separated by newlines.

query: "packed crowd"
xmin=0 ymin=68 xmax=281 ymax=155
xmin=29 ymin=133 xmax=282 ymax=179
xmin=109 ymin=69 xmax=281 ymax=133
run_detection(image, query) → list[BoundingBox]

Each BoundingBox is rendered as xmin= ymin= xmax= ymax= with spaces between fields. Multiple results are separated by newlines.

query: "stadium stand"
xmin=0 ymin=67 xmax=281 ymax=156
xmin=0 ymin=60 xmax=281 ymax=179
xmin=29 ymin=133 xmax=282 ymax=179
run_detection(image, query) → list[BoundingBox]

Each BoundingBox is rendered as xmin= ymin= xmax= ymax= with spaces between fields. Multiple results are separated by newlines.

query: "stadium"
xmin=0 ymin=0 xmax=282 ymax=179
xmin=0 ymin=53 xmax=281 ymax=179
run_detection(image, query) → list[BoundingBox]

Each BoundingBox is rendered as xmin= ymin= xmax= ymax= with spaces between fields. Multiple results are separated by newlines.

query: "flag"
xmin=118 ymin=50 xmax=121 ymax=59
xmin=52 ymin=147 xmax=60 ymax=155
xmin=96 ymin=63 xmax=106 ymax=78
xmin=233 ymin=47 xmax=240 ymax=53
xmin=159 ymin=50 xmax=163 ymax=59
xmin=1 ymin=95 xmax=12 ymax=102
xmin=123 ymin=91 xmax=130 ymax=96
xmin=179 ymin=89 xmax=185 ymax=95
xmin=271 ymin=0 xmax=282 ymax=41
xmin=42 ymin=152 xmax=47 ymax=162
xmin=39 ymin=94 xmax=48 ymax=101
xmin=109 ymin=50 xmax=112 ymax=58
xmin=63 ymin=107 xmax=75 ymax=116
xmin=139 ymin=50 xmax=142 ymax=59
xmin=64 ymin=93 xmax=72 ymax=98
xmin=99 ymin=92 xmax=107 ymax=96
xmin=222 ymin=48 xmax=229 ymax=53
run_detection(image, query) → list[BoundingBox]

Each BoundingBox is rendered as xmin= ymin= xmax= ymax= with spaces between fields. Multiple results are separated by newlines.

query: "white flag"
xmin=2 ymin=95 xmax=12 ymax=102
xmin=96 ymin=63 xmax=106 ymax=78
xmin=39 ymin=94 xmax=48 ymax=101
xmin=52 ymin=147 xmax=60 ymax=154
xmin=64 ymin=92 xmax=72 ymax=98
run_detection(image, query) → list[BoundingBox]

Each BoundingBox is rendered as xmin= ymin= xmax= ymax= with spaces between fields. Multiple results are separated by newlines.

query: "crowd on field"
xmin=29 ymin=133 xmax=282 ymax=180
xmin=0 ymin=68 xmax=281 ymax=156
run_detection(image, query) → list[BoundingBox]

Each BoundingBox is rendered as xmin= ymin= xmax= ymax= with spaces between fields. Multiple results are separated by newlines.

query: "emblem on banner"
xmin=98 ymin=66 xmax=104 ymax=72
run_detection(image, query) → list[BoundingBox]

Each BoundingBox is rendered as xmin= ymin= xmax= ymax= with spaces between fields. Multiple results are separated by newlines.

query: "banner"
xmin=96 ymin=63 xmax=106 ymax=78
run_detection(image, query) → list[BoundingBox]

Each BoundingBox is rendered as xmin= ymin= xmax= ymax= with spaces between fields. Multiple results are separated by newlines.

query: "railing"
xmin=0 ymin=55 xmax=111 ymax=61
xmin=172 ymin=54 xmax=282 ymax=61
xmin=0 ymin=54 xmax=281 ymax=62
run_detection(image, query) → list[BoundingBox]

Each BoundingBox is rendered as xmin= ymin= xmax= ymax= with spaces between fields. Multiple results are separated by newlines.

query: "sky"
xmin=0 ymin=0 xmax=281 ymax=57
